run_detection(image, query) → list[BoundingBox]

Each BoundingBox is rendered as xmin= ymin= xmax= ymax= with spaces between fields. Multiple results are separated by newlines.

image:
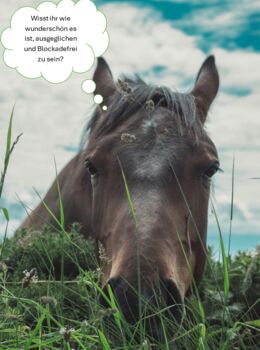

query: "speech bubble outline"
xmin=1 ymin=0 xmax=110 ymax=87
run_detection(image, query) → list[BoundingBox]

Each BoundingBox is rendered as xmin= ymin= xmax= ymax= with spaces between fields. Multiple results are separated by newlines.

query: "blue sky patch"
xmin=222 ymin=86 xmax=252 ymax=96
xmin=98 ymin=0 xmax=260 ymax=52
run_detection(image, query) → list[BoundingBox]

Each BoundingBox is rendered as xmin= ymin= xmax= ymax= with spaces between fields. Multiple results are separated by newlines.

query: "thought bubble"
xmin=1 ymin=0 xmax=109 ymax=86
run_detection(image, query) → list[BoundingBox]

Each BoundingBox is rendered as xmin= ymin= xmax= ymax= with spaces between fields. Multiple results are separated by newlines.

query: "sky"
xmin=0 ymin=0 xmax=259 ymax=254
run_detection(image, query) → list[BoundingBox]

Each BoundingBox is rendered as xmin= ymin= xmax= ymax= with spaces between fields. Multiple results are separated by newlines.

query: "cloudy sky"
xmin=0 ymin=0 xmax=259 ymax=254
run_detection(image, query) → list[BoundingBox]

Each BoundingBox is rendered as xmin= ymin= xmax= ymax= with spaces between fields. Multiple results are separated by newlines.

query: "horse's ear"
xmin=191 ymin=55 xmax=219 ymax=123
xmin=93 ymin=57 xmax=116 ymax=106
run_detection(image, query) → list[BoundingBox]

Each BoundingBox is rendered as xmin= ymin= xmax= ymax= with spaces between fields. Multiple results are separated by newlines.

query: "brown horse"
xmin=20 ymin=56 xmax=219 ymax=328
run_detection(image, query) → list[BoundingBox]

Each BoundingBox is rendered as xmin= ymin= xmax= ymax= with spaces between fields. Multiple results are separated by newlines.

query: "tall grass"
xmin=0 ymin=106 xmax=22 ymax=198
xmin=1 ymin=227 xmax=259 ymax=349
xmin=0 ymin=107 xmax=22 ymax=260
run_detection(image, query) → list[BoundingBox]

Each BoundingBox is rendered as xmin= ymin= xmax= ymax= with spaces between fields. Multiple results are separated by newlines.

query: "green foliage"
xmin=0 ymin=227 xmax=259 ymax=349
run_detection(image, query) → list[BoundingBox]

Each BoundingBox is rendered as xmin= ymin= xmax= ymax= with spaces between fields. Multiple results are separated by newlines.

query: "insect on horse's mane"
xmin=81 ymin=76 xmax=205 ymax=146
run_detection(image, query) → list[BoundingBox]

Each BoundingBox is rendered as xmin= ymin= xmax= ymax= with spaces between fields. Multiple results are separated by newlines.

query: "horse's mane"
xmin=81 ymin=76 xmax=204 ymax=146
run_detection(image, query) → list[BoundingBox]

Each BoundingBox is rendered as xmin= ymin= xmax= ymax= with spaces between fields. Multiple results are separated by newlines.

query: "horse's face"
xmin=84 ymin=57 xmax=219 ymax=325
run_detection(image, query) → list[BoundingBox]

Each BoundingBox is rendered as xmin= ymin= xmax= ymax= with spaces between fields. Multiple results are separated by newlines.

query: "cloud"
xmin=174 ymin=0 xmax=260 ymax=38
xmin=212 ymin=48 xmax=260 ymax=91
xmin=101 ymin=3 xmax=204 ymax=87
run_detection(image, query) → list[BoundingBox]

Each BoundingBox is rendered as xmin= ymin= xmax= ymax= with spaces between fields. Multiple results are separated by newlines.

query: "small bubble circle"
xmin=94 ymin=94 xmax=103 ymax=104
xmin=82 ymin=80 xmax=96 ymax=94
xmin=102 ymin=105 xmax=108 ymax=111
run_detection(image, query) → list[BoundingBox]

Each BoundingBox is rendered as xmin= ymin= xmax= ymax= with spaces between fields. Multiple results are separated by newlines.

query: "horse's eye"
xmin=203 ymin=164 xmax=220 ymax=179
xmin=85 ymin=160 xmax=98 ymax=176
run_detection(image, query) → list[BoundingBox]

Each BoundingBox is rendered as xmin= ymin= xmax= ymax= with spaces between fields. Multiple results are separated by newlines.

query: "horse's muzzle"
xmin=100 ymin=277 xmax=184 ymax=327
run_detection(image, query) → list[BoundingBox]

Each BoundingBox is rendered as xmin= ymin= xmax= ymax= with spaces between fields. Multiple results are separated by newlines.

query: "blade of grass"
xmin=0 ymin=106 xmax=22 ymax=198
xmin=106 ymin=284 xmax=129 ymax=349
xmin=117 ymin=156 xmax=137 ymax=227
xmin=117 ymin=156 xmax=144 ymax=342
xmin=54 ymin=157 xmax=65 ymax=230
xmin=169 ymin=161 xmax=224 ymax=299
xmin=0 ymin=208 xmax=9 ymax=259
xmin=24 ymin=308 xmax=46 ymax=350
xmin=211 ymin=200 xmax=230 ymax=303
xmin=228 ymin=154 xmax=235 ymax=257
xmin=98 ymin=329 xmax=111 ymax=350
xmin=53 ymin=157 xmax=65 ymax=303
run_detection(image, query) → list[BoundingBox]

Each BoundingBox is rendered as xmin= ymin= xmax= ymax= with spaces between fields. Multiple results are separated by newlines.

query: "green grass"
xmin=0 ymin=110 xmax=259 ymax=349
xmin=0 ymin=106 xmax=22 ymax=261
xmin=0 ymin=228 xmax=259 ymax=349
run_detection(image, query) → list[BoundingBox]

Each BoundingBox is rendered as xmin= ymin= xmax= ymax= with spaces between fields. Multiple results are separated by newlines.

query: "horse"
xmin=20 ymin=55 xmax=219 ymax=332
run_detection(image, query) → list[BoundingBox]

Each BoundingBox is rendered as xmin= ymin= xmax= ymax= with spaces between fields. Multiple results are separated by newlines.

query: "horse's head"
xmin=84 ymin=57 xmax=219 ymax=326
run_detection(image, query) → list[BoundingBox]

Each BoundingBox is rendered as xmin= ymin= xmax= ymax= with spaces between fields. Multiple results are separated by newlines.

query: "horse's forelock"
xmin=80 ymin=77 xmax=204 ymax=147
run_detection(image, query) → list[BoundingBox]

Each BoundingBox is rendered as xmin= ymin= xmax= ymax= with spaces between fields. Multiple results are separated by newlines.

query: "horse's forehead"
xmin=141 ymin=108 xmax=178 ymax=131
xmin=118 ymin=132 xmax=192 ymax=180
xmin=125 ymin=107 xmax=181 ymax=135
xmin=88 ymin=107 xmax=215 ymax=167
xmin=129 ymin=108 xmax=195 ymax=152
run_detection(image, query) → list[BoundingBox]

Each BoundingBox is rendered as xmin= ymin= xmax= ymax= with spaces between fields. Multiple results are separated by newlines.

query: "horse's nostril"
xmin=99 ymin=277 xmax=184 ymax=326
xmin=100 ymin=277 xmax=139 ymax=324
xmin=99 ymin=277 xmax=122 ymax=308
xmin=161 ymin=279 xmax=184 ymax=323
xmin=107 ymin=277 xmax=122 ymax=292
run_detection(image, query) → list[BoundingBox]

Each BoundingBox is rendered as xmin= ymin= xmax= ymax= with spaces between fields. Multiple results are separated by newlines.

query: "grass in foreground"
xmin=0 ymin=226 xmax=259 ymax=349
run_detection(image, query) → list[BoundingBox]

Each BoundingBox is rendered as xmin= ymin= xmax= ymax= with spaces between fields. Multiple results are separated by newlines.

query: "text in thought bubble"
xmin=1 ymin=0 xmax=109 ymax=91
